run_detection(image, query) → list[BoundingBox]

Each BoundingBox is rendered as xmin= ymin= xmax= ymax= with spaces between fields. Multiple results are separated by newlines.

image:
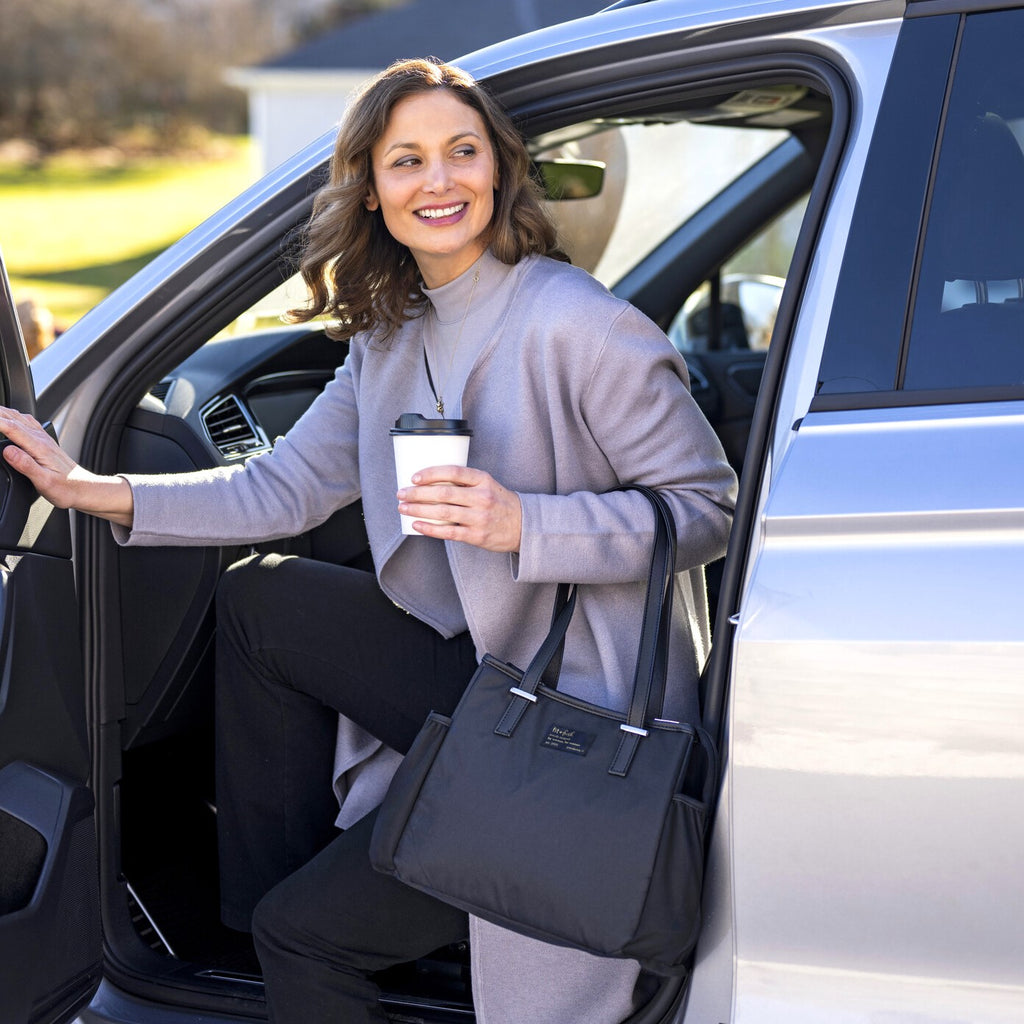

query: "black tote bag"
xmin=369 ymin=486 xmax=717 ymax=975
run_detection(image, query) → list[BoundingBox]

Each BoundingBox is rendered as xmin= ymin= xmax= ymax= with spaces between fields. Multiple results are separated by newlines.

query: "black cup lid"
xmin=390 ymin=412 xmax=472 ymax=435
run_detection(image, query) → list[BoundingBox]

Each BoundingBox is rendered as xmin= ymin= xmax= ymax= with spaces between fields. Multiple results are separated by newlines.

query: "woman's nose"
xmin=422 ymin=158 xmax=453 ymax=193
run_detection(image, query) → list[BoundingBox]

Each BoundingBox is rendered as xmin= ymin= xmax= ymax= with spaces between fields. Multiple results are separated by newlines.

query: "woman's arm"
xmin=512 ymin=301 xmax=737 ymax=583
xmin=0 ymin=355 xmax=364 ymax=548
xmin=0 ymin=407 xmax=135 ymax=527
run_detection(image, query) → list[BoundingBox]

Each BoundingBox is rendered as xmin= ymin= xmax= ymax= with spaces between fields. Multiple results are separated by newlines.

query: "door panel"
xmin=0 ymin=764 xmax=99 ymax=1024
xmin=730 ymin=404 xmax=1024 ymax=1020
xmin=0 ymin=253 xmax=100 ymax=1022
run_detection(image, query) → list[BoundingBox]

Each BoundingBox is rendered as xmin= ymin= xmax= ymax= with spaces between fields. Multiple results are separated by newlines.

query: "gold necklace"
xmin=424 ymin=268 xmax=480 ymax=417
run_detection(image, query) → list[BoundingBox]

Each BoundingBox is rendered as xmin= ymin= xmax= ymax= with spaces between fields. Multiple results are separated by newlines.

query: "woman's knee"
xmin=216 ymin=554 xmax=306 ymax=651
xmin=217 ymin=552 xmax=288 ymax=615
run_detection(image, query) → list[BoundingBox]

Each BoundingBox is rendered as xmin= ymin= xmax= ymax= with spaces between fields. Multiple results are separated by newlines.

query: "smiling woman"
xmin=0 ymin=55 xmax=736 ymax=1024
xmin=365 ymin=90 xmax=498 ymax=288
xmin=288 ymin=58 xmax=563 ymax=343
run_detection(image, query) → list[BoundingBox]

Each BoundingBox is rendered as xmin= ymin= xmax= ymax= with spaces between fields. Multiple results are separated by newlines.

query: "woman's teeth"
xmin=417 ymin=204 xmax=465 ymax=219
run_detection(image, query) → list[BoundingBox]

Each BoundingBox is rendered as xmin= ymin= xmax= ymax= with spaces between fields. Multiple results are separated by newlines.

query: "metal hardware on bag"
xmin=509 ymin=687 xmax=538 ymax=703
xmin=619 ymin=723 xmax=649 ymax=737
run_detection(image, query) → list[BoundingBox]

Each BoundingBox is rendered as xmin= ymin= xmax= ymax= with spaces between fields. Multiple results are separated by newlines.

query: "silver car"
xmin=2 ymin=0 xmax=1022 ymax=1021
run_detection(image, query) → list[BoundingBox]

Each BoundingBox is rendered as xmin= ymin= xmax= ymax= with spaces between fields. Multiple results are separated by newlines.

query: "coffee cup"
xmin=390 ymin=413 xmax=473 ymax=534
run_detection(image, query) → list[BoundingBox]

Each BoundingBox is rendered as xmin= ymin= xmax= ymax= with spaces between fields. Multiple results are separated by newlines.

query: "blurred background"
xmin=4 ymin=0 xmax=607 ymax=353
xmin=2 ymin=0 xmax=360 ymax=339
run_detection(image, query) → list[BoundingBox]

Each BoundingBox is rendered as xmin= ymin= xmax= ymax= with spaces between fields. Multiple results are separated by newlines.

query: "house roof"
xmin=260 ymin=0 xmax=607 ymax=71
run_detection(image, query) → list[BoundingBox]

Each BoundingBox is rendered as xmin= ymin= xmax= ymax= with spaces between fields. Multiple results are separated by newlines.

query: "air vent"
xmin=201 ymin=395 xmax=268 ymax=459
xmin=148 ymin=379 xmax=172 ymax=402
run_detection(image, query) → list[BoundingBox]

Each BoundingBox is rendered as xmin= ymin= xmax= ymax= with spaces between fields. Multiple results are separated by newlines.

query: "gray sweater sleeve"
xmin=514 ymin=302 xmax=737 ymax=584
xmin=116 ymin=364 xmax=361 ymax=547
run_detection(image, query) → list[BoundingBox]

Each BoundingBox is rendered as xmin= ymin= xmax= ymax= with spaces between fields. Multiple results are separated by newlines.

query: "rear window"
xmin=902 ymin=9 xmax=1024 ymax=392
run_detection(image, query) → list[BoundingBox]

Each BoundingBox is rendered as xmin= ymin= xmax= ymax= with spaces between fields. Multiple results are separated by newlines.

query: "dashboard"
xmin=128 ymin=326 xmax=346 ymax=472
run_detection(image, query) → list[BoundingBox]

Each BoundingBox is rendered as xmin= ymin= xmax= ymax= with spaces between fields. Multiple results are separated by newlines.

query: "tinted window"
xmin=903 ymin=10 xmax=1024 ymax=391
xmin=814 ymin=15 xmax=956 ymax=399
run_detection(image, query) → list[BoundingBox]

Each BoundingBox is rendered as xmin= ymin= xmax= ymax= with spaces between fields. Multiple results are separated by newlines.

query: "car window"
xmin=213 ymin=273 xmax=316 ymax=339
xmin=903 ymin=9 xmax=1024 ymax=392
xmin=812 ymin=15 xmax=956 ymax=402
xmin=533 ymin=114 xmax=792 ymax=284
xmin=669 ymin=196 xmax=807 ymax=352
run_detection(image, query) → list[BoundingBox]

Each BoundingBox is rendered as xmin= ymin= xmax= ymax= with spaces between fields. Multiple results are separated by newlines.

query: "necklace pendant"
xmin=424 ymin=266 xmax=478 ymax=422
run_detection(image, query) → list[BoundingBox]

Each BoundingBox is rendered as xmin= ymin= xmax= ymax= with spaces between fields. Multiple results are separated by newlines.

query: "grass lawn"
xmin=1 ymin=138 xmax=256 ymax=328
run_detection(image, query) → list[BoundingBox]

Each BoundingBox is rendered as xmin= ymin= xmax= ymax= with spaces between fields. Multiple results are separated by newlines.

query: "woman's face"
xmin=366 ymin=89 xmax=499 ymax=288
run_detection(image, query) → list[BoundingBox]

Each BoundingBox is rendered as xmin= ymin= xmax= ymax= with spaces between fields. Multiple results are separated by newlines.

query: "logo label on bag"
xmin=541 ymin=724 xmax=595 ymax=756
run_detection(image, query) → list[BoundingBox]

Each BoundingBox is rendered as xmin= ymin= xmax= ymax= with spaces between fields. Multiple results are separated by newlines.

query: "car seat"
xmin=685 ymin=301 xmax=750 ymax=350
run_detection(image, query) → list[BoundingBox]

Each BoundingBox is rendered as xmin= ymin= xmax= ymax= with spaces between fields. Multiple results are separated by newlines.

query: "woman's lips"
xmin=415 ymin=202 xmax=467 ymax=223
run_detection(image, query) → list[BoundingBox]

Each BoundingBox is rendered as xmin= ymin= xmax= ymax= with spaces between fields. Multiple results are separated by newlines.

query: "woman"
xmin=0 ymin=59 xmax=737 ymax=1024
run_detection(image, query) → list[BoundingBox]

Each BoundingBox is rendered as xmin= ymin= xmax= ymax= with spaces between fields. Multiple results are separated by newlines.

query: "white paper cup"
xmin=391 ymin=414 xmax=473 ymax=535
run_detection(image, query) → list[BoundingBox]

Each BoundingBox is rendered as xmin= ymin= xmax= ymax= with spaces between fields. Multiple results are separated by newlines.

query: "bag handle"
xmin=621 ymin=486 xmax=676 ymax=730
xmin=538 ymin=582 xmax=573 ymax=687
xmin=495 ymin=486 xmax=677 ymax=774
xmin=540 ymin=488 xmax=675 ymax=698
xmin=611 ymin=486 xmax=676 ymax=774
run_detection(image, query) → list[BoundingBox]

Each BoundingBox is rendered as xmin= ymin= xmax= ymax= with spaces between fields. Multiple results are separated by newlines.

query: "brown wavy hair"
xmin=286 ymin=57 xmax=567 ymax=342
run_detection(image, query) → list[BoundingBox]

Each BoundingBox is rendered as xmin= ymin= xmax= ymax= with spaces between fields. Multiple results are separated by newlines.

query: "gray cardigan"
xmin=122 ymin=252 xmax=735 ymax=717
xmin=117 ymin=250 xmax=737 ymax=1022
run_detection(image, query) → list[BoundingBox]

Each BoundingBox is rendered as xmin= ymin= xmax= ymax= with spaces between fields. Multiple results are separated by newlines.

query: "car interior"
xmin=94 ymin=75 xmax=835 ymax=1021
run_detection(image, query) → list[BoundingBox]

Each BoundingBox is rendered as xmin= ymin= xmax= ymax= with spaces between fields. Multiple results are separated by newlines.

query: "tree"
xmin=292 ymin=0 xmax=407 ymax=43
xmin=0 ymin=0 xmax=303 ymax=151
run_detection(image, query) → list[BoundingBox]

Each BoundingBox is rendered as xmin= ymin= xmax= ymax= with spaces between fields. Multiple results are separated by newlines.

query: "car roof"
xmin=459 ymin=0 xmax=903 ymax=80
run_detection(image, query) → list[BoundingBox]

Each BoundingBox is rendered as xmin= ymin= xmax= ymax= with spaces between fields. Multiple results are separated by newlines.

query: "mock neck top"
xmin=418 ymin=249 xmax=516 ymax=419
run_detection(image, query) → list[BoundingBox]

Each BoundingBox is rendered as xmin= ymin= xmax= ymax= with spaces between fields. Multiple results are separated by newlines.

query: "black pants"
xmin=214 ymin=553 xmax=478 ymax=1024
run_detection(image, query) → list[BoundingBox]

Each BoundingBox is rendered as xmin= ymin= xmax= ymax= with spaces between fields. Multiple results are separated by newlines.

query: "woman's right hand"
xmin=0 ymin=407 xmax=135 ymax=527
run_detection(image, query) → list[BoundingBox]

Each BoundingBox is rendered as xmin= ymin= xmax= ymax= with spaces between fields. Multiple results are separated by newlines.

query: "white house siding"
xmin=225 ymin=69 xmax=371 ymax=175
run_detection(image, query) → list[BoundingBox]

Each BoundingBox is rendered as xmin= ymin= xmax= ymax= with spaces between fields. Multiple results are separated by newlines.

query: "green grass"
xmin=1 ymin=138 xmax=256 ymax=327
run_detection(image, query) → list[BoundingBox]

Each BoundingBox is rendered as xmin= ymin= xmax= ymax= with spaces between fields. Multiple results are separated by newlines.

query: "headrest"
xmin=933 ymin=114 xmax=1024 ymax=283
xmin=686 ymin=302 xmax=749 ymax=350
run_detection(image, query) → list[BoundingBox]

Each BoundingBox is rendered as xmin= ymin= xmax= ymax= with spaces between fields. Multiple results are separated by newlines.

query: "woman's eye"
xmin=454 ymin=146 xmax=477 ymax=159
xmin=393 ymin=156 xmax=419 ymax=168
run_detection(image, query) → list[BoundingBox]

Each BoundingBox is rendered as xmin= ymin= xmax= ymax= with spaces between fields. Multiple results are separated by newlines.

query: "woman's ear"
xmin=365 ymin=187 xmax=380 ymax=212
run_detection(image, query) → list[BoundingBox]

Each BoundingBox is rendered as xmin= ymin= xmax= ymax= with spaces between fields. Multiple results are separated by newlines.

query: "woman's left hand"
xmin=397 ymin=466 xmax=522 ymax=553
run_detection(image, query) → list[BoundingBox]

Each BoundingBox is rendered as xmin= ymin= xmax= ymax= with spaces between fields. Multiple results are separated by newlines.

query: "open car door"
xmin=0 ymin=252 xmax=101 ymax=1023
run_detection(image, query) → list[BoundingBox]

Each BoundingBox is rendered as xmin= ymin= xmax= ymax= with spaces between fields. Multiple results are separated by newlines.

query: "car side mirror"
xmin=534 ymin=159 xmax=605 ymax=200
